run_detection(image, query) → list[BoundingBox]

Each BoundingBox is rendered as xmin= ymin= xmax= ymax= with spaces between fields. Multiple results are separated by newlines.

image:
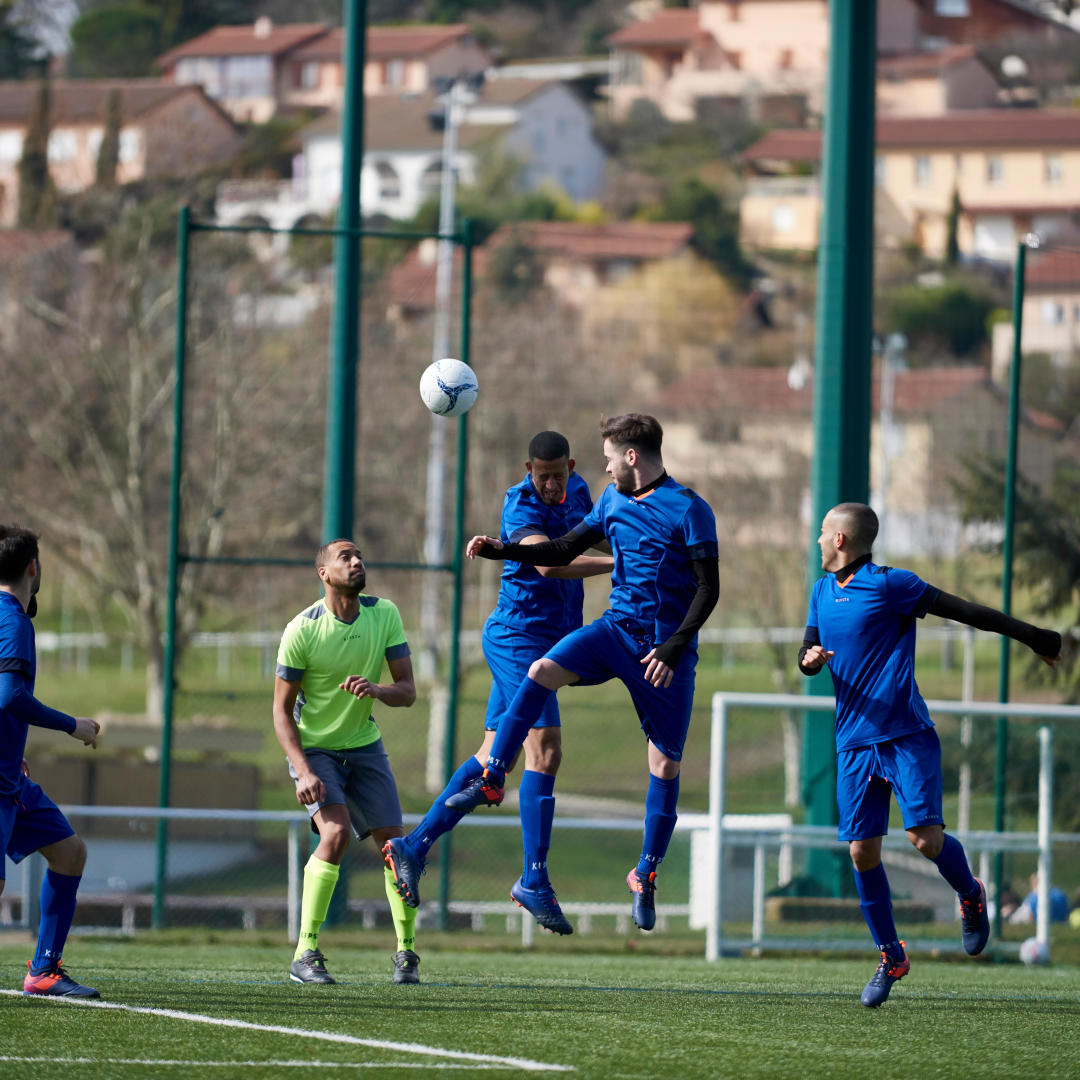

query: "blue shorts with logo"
xmin=836 ymin=726 xmax=944 ymax=842
xmin=545 ymin=611 xmax=697 ymax=762
xmin=482 ymin=619 xmax=563 ymax=731
xmin=1 ymin=780 xmax=75 ymax=880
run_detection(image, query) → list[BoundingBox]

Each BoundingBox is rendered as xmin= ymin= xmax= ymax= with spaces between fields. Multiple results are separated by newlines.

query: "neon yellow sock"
xmin=384 ymin=866 xmax=417 ymax=953
xmin=293 ymin=855 xmax=340 ymax=961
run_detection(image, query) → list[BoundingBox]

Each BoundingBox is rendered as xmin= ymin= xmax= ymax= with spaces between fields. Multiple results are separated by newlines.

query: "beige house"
xmin=650 ymin=363 xmax=1064 ymax=553
xmin=992 ymin=247 xmax=1080 ymax=378
xmin=606 ymin=0 xmax=1073 ymax=122
xmin=876 ymin=45 xmax=1000 ymax=115
xmin=0 ymin=80 xmax=238 ymax=227
xmin=284 ymin=24 xmax=492 ymax=109
xmin=740 ymin=110 xmax=1080 ymax=260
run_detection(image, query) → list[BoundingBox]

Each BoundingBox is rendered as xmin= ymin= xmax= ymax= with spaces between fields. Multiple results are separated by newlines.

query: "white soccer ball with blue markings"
xmin=419 ymin=358 xmax=478 ymax=417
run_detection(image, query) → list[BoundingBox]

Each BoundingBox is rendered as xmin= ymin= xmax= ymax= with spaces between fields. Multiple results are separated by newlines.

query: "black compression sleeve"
xmin=798 ymin=626 xmax=821 ymax=675
xmin=928 ymin=591 xmax=1062 ymax=657
xmin=651 ymin=556 xmax=720 ymax=668
xmin=478 ymin=524 xmax=604 ymax=567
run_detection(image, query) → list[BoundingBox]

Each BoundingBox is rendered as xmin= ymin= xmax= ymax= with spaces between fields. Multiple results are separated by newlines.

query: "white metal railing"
xmin=706 ymin=691 xmax=1080 ymax=962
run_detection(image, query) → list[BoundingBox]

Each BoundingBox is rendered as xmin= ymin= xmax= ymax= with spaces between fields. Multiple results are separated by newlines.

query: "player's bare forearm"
xmin=539 ymin=555 xmax=615 ymax=580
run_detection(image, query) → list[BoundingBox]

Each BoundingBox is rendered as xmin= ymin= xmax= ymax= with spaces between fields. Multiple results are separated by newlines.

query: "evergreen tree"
xmin=17 ymin=78 xmax=55 ymax=227
xmin=96 ymin=88 xmax=122 ymax=188
xmin=945 ymin=187 xmax=961 ymax=267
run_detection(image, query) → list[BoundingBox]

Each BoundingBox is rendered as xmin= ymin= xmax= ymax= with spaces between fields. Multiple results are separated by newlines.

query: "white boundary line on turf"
xmin=0 ymin=1057 xmax=515 ymax=1070
xmin=0 ymin=991 xmax=573 ymax=1073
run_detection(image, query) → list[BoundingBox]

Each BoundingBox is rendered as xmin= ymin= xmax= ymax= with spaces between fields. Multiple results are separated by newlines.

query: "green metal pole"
xmin=803 ymin=0 xmax=877 ymax=897
xmin=992 ymin=240 xmax=1026 ymax=936
xmin=322 ymin=0 xmax=366 ymax=541
xmin=437 ymin=220 xmax=473 ymax=930
xmin=154 ymin=205 xmax=191 ymax=929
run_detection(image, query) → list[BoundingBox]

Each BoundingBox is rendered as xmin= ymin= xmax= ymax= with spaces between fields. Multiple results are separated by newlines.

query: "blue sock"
xmin=486 ymin=678 xmax=553 ymax=783
xmin=637 ymin=773 xmax=679 ymax=876
xmin=519 ymin=770 xmax=556 ymax=888
xmin=931 ymin=833 xmax=978 ymax=898
xmin=854 ymin=863 xmax=903 ymax=958
xmin=31 ymin=869 xmax=81 ymax=973
xmin=406 ymin=756 xmax=485 ymax=856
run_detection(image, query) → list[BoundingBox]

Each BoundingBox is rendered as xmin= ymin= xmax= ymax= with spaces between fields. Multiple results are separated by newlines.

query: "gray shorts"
xmin=289 ymin=739 xmax=402 ymax=841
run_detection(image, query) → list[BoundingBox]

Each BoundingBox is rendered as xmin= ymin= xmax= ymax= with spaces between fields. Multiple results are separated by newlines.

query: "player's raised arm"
xmin=927 ymin=591 xmax=1061 ymax=665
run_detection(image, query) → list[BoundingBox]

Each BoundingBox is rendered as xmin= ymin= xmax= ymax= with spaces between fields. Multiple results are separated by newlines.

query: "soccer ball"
xmin=419 ymin=358 xmax=478 ymax=418
xmin=1019 ymin=936 xmax=1049 ymax=966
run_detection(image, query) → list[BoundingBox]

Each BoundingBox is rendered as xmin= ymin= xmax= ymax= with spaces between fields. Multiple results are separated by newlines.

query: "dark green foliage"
xmin=229 ymin=113 xmax=316 ymax=179
xmin=1014 ymin=352 xmax=1080 ymax=425
xmin=945 ymin=187 xmax=961 ymax=267
xmin=96 ymin=88 xmax=122 ymax=188
xmin=16 ymin=78 xmax=55 ymax=227
xmin=68 ymin=5 xmax=164 ymax=78
xmin=0 ymin=1 xmax=42 ymax=78
xmin=883 ymin=279 xmax=997 ymax=359
xmin=487 ymin=231 xmax=545 ymax=304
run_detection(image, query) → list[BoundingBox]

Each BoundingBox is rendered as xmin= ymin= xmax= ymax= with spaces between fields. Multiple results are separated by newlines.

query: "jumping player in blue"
xmin=451 ymin=414 xmax=720 ymax=933
xmin=799 ymin=503 xmax=1062 ymax=1007
xmin=0 ymin=524 xmax=101 ymax=998
xmin=383 ymin=432 xmax=613 ymax=933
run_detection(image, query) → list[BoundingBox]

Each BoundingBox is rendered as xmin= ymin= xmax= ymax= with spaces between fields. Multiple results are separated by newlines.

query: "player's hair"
xmin=315 ymin=539 xmax=356 ymax=569
xmin=599 ymin=413 xmax=663 ymax=461
xmin=830 ymin=502 xmax=878 ymax=552
xmin=0 ymin=524 xmax=39 ymax=585
xmin=528 ymin=430 xmax=570 ymax=462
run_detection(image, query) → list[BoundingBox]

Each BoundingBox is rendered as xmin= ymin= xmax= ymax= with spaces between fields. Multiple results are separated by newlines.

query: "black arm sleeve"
xmin=928 ymin=591 xmax=1062 ymax=657
xmin=651 ymin=556 xmax=720 ymax=669
xmin=797 ymin=626 xmax=822 ymax=675
xmin=477 ymin=522 xmax=604 ymax=567
xmin=0 ymin=670 xmax=77 ymax=734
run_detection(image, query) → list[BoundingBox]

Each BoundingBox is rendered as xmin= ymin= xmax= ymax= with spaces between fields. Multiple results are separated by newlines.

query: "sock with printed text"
xmin=854 ymin=863 xmax=903 ymax=959
xmin=293 ymin=855 xmax=340 ymax=960
xmin=30 ymin=870 xmax=81 ymax=974
xmin=384 ymin=867 xmax=417 ymax=952
xmin=519 ymin=769 xmax=556 ymax=888
xmin=637 ymin=773 xmax=679 ymax=876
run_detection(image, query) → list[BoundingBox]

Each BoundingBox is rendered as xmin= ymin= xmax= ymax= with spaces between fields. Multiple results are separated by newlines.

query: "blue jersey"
xmin=807 ymin=560 xmax=938 ymax=751
xmin=583 ymin=476 xmax=718 ymax=647
xmin=0 ymin=591 xmax=37 ymax=796
xmin=488 ymin=471 xmax=594 ymax=638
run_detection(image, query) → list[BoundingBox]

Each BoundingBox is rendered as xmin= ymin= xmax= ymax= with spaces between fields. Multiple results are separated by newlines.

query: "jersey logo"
xmin=834 ymin=597 xmax=850 ymax=603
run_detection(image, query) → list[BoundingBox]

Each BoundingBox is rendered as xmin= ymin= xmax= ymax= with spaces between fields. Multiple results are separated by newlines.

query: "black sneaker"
xmin=445 ymin=773 xmax=505 ymax=812
xmin=383 ymin=837 xmax=425 ymax=909
xmin=510 ymin=877 xmax=574 ymax=935
xmin=860 ymin=943 xmax=910 ymax=1007
xmin=23 ymin=960 xmax=99 ymax=998
xmin=959 ymin=878 xmax=990 ymax=956
xmin=627 ymin=868 xmax=657 ymax=931
xmin=392 ymin=949 xmax=420 ymax=984
xmin=290 ymin=949 xmax=336 ymax=984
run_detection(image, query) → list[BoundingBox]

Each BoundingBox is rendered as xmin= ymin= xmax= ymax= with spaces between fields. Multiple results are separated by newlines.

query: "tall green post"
xmin=154 ymin=204 xmax=191 ymax=929
xmin=803 ymin=0 xmax=877 ymax=895
xmin=992 ymin=240 xmax=1026 ymax=934
xmin=323 ymin=0 xmax=366 ymax=541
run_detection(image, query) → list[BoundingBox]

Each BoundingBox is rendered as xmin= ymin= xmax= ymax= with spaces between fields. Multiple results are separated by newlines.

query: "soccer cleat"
xmin=444 ymin=773 xmax=505 ymax=813
xmin=860 ymin=943 xmax=910 ymax=1007
xmin=383 ymin=838 xmax=425 ymax=909
xmin=392 ymin=949 xmax=421 ymax=984
xmin=23 ymin=960 xmax=99 ymax=999
xmin=289 ymin=949 xmax=337 ymax=984
xmin=627 ymin=868 xmax=657 ymax=931
xmin=510 ymin=877 xmax=574 ymax=935
xmin=959 ymin=878 xmax=990 ymax=956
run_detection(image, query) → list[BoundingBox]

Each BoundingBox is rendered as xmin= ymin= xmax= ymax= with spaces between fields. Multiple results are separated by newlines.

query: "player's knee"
xmin=908 ymin=828 xmax=944 ymax=859
xmin=848 ymin=841 xmax=879 ymax=872
xmin=318 ymin=824 xmax=350 ymax=860
xmin=50 ymin=835 xmax=87 ymax=876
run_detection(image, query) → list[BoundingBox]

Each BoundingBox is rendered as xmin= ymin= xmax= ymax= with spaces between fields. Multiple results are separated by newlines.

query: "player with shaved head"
xmin=800 ymin=502 xmax=1061 ymax=1006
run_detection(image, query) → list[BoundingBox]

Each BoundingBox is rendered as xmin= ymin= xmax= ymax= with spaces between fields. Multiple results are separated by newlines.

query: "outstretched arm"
xmin=928 ymin=591 xmax=1061 ymax=664
xmin=517 ymin=533 xmax=614 ymax=580
xmin=467 ymin=523 xmax=604 ymax=567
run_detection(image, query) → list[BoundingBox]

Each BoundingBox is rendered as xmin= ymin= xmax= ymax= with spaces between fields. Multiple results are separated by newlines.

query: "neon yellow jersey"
xmin=275 ymin=595 xmax=410 ymax=751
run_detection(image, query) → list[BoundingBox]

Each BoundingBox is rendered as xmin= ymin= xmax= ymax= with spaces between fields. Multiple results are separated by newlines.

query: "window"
xmin=419 ymin=160 xmax=444 ymax=200
xmin=954 ymin=154 xmax=963 ymax=178
xmin=875 ymin=156 xmax=886 ymax=187
xmin=375 ymin=160 xmax=400 ymax=200
xmin=985 ymin=154 xmax=1003 ymax=185
xmin=119 ymin=129 xmax=141 ymax=164
xmin=934 ymin=0 xmax=970 ymax=14
xmin=914 ymin=155 xmax=931 ymax=186
xmin=778 ymin=49 xmax=793 ymax=70
xmin=727 ymin=51 xmax=742 ymax=71
xmin=1041 ymin=300 xmax=1065 ymax=325
xmin=0 ymin=130 xmax=23 ymax=162
xmin=300 ymin=61 xmax=320 ymax=90
xmin=771 ymin=205 xmax=796 ymax=233
xmin=87 ymin=128 xmax=103 ymax=159
xmin=616 ymin=52 xmax=642 ymax=85
xmin=385 ymin=59 xmax=405 ymax=87
xmin=223 ymin=55 xmax=272 ymax=98
xmin=1044 ymin=154 xmax=1063 ymax=186
xmin=47 ymin=129 xmax=77 ymax=162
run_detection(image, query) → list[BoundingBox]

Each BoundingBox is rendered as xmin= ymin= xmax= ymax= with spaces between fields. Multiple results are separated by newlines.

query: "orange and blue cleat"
xmin=860 ymin=943 xmax=910 ymax=1007
xmin=23 ymin=959 xmax=99 ymax=999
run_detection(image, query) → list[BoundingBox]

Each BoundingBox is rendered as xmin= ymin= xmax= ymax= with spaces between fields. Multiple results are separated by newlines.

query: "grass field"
xmin=1 ymin=937 xmax=1078 ymax=1078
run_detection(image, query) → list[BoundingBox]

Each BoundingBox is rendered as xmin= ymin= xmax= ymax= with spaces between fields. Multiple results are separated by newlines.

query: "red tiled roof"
xmin=877 ymin=45 xmax=978 ymax=79
xmin=0 ymin=79 xmax=232 ymax=127
xmin=157 ymin=23 xmax=328 ymax=66
xmin=485 ymin=221 xmax=694 ymax=261
xmin=1026 ymin=248 xmax=1080 ymax=288
xmin=291 ymin=24 xmax=477 ymax=62
xmin=0 ymin=229 xmax=72 ymax=263
xmin=607 ymin=10 xmax=703 ymax=49
xmin=744 ymin=110 xmax=1080 ymax=164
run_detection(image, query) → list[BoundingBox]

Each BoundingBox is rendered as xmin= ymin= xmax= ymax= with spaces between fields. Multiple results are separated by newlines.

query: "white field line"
xmin=0 ymin=991 xmax=574 ymax=1073
xmin=0 ymin=1058 xmax=516 ymax=1070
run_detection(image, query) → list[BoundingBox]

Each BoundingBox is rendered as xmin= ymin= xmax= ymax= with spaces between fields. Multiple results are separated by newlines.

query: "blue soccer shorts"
xmin=482 ymin=619 xmax=563 ymax=731
xmin=1 ymin=780 xmax=76 ymax=880
xmin=289 ymin=740 xmax=402 ymax=842
xmin=836 ymin=726 xmax=945 ymax=842
xmin=544 ymin=611 xmax=697 ymax=762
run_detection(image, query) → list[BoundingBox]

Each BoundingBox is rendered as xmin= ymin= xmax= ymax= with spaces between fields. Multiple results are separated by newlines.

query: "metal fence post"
xmin=1036 ymin=726 xmax=1053 ymax=955
xmin=706 ymin=694 xmax=727 ymax=961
